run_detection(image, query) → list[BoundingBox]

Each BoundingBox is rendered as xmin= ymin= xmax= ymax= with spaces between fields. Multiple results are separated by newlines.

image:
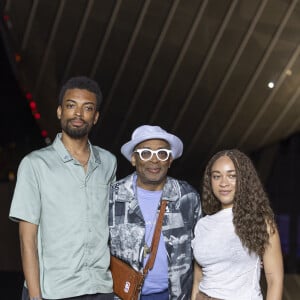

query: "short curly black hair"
xmin=58 ymin=76 xmax=102 ymax=110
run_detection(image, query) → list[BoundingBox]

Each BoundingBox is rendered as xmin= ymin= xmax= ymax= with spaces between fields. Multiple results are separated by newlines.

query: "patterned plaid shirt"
xmin=109 ymin=173 xmax=201 ymax=299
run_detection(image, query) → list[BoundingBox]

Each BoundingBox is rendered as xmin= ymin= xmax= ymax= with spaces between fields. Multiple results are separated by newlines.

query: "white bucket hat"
xmin=121 ymin=125 xmax=183 ymax=161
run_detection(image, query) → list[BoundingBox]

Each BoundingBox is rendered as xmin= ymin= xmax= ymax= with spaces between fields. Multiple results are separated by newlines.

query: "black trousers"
xmin=21 ymin=286 xmax=114 ymax=300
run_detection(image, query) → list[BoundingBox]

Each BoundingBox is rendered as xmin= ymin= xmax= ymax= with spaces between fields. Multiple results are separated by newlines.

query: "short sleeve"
xmin=9 ymin=155 xmax=41 ymax=225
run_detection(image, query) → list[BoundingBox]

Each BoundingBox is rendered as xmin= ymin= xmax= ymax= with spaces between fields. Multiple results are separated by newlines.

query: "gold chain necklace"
xmin=143 ymin=204 xmax=160 ymax=258
xmin=66 ymin=146 xmax=90 ymax=167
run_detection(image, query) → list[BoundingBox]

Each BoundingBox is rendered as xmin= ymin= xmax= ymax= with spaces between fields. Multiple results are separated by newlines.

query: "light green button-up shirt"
xmin=9 ymin=133 xmax=117 ymax=299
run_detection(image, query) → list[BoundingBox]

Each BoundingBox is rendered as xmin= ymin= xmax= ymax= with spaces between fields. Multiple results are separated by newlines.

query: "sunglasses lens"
xmin=157 ymin=150 xmax=169 ymax=161
xmin=140 ymin=150 xmax=152 ymax=160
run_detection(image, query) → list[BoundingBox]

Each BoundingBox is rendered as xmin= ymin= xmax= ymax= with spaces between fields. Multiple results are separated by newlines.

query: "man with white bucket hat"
xmin=109 ymin=125 xmax=201 ymax=299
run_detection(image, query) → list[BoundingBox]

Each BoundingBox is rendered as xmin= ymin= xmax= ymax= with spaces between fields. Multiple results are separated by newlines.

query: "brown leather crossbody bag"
xmin=110 ymin=200 xmax=167 ymax=300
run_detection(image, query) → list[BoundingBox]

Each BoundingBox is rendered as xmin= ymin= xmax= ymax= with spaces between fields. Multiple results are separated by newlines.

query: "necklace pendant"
xmin=143 ymin=244 xmax=151 ymax=257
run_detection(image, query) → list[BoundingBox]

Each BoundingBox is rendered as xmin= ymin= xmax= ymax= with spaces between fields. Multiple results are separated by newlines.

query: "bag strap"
xmin=143 ymin=200 xmax=167 ymax=275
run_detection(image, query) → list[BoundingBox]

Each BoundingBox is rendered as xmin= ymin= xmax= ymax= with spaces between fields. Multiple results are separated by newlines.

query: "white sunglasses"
xmin=134 ymin=148 xmax=172 ymax=161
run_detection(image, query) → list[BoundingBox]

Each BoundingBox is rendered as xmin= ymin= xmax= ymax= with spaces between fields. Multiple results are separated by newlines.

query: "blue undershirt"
xmin=137 ymin=187 xmax=169 ymax=295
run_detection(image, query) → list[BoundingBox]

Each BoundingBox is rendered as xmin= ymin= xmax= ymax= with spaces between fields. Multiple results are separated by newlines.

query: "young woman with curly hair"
xmin=191 ymin=149 xmax=283 ymax=300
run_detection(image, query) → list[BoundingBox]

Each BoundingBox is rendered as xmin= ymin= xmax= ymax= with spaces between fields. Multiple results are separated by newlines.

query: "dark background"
xmin=0 ymin=1 xmax=299 ymax=299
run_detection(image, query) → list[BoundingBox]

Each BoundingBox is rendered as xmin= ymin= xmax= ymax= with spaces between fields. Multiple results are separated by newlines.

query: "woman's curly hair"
xmin=202 ymin=149 xmax=277 ymax=257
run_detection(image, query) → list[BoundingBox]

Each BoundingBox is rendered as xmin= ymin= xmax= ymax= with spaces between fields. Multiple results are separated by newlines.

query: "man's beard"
xmin=61 ymin=119 xmax=91 ymax=139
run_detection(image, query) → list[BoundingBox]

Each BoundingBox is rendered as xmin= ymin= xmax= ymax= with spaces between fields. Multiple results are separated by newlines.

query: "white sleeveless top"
xmin=192 ymin=208 xmax=262 ymax=300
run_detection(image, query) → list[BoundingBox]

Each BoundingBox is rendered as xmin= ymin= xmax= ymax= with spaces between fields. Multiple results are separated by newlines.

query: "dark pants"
xmin=140 ymin=289 xmax=169 ymax=300
xmin=22 ymin=286 xmax=114 ymax=300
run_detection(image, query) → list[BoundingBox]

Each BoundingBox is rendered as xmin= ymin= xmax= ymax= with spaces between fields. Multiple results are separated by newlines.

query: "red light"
xmin=41 ymin=130 xmax=48 ymax=137
xmin=15 ymin=53 xmax=21 ymax=62
xmin=34 ymin=113 xmax=41 ymax=119
xmin=3 ymin=15 xmax=9 ymax=22
xmin=26 ymin=92 xmax=33 ymax=100
xmin=29 ymin=101 xmax=37 ymax=110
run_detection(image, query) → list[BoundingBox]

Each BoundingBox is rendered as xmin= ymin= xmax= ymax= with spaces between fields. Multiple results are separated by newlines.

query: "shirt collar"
xmin=130 ymin=172 xmax=180 ymax=202
xmin=52 ymin=133 xmax=101 ymax=165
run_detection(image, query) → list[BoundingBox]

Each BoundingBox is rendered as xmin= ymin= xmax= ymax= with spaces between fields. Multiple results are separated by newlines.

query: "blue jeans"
xmin=140 ymin=289 xmax=169 ymax=300
xmin=21 ymin=286 xmax=114 ymax=300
